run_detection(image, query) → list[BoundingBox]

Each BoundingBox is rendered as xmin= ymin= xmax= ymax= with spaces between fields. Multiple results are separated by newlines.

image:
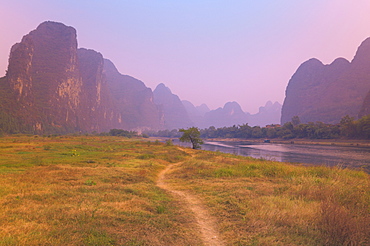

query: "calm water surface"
xmin=173 ymin=139 xmax=370 ymax=171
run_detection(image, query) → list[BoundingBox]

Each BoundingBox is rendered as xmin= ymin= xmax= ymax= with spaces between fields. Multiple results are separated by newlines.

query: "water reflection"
xmin=173 ymin=139 xmax=370 ymax=171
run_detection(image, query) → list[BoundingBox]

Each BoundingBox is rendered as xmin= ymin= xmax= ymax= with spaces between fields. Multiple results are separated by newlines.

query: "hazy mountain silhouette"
xmin=182 ymin=100 xmax=210 ymax=128
xmin=248 ymin=101 xmax=281 ymax=126
xmin=103 ymin=58 xmax=162 ymax=130
xmin=182 ymin=100 xmax=281 ymax=128
xmin=203 ymin=102 xmax=248 ymax=128
xmin=153 ymin=83 xmax=193 ymax=129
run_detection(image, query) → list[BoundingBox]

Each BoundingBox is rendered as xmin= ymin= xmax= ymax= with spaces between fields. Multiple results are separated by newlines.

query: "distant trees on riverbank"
xmin=146 ymin=115 xmax=370 ymax=140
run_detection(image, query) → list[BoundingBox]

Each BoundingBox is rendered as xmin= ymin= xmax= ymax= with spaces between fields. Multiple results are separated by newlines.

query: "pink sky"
xmin=1 ymin=1 xmax=370 ymax=113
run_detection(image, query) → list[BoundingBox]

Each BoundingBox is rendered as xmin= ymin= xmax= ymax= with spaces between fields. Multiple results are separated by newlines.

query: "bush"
xmin=165 ymin=139 xmax=173 ymax=146
xmin=109 ymin=129 xmax=137 ymax=138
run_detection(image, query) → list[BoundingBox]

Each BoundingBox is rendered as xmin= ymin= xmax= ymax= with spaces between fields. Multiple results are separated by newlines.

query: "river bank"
xmin=204 ymin=138 xmax=370 ymax=148
xmin=152 ymin=137 xmax=370 ymax=172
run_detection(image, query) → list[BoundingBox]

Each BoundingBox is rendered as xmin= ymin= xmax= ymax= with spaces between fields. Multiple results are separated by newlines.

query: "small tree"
xmin=179 ymin=127 xmax=203 ymax=149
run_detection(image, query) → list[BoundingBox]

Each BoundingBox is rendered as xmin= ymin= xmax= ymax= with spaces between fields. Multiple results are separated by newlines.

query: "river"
xmin=171 ymin=139 xmax=370 ymax=172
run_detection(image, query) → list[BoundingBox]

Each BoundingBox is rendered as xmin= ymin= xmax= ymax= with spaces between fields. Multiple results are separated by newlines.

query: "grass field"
xmin=0 ymin=135 xmax=369 ymax=245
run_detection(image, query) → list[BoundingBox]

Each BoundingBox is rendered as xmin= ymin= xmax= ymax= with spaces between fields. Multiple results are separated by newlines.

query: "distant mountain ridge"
xmin=248 ymin=101 xmax=282 ymax=127
xmin=203 ymin=102 xmax=248 ymax=128
xmin=281 ymin=38 xmax=370 ymax=124
xmin=182 ymin=100 xmax=210 ymax=128
xmin=153 ymin=83 xmax=193 ymax=129
xmin=182 ymin=100 xmax=281 ymax=128
xmin=103 ymin=58 xmax=162 ymax=130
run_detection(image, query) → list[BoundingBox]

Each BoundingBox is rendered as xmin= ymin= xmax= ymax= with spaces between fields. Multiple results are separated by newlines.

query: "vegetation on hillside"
xmin=0 ymin=135 xmax=368 ymax=245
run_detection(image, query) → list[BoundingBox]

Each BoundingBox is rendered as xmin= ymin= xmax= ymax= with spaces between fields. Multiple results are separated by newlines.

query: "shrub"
xmin=165 ymin=139 xmax=173 ymax=146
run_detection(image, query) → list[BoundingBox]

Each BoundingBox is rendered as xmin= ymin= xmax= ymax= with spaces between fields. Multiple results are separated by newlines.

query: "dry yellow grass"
xmin=167 ymin=151 xmax=370 ymax=245
xmin=0 ymin=135 xmax=201 ymax=245
xmin=0 ymin=135 xmax=369 ymax=245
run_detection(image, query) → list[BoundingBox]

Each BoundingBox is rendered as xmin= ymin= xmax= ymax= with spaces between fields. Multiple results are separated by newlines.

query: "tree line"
xmin=145 ymin=115 xmax=370 ymax=140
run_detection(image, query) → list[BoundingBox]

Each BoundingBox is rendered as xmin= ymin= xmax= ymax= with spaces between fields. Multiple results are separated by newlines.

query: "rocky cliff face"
xmin=5 ymin=21 xmax=84 ymax=133
xmin=153 ymin=83 xmax=193 ymax=129
xmin=0 ymin=21 xmax=162 ymax=133
xmin=281 ymin=38 xmax=370 ymax=124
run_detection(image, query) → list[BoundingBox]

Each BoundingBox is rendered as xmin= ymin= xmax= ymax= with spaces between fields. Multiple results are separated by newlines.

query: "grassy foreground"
xmin=0 ymin=135 xmax=369 ymax=245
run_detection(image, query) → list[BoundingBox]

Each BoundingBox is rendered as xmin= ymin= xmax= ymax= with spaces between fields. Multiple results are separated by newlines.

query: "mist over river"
xmin=171 ymin=139 xmax=370 ymax=172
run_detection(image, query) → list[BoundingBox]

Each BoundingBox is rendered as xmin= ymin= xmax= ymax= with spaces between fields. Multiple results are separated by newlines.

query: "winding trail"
xmin=157 ymin=161 xmax=225 ymax=246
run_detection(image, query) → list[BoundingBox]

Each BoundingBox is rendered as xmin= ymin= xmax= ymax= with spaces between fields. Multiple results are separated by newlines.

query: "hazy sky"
xmin=1 ymin=1 xmax=370 ymax=113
